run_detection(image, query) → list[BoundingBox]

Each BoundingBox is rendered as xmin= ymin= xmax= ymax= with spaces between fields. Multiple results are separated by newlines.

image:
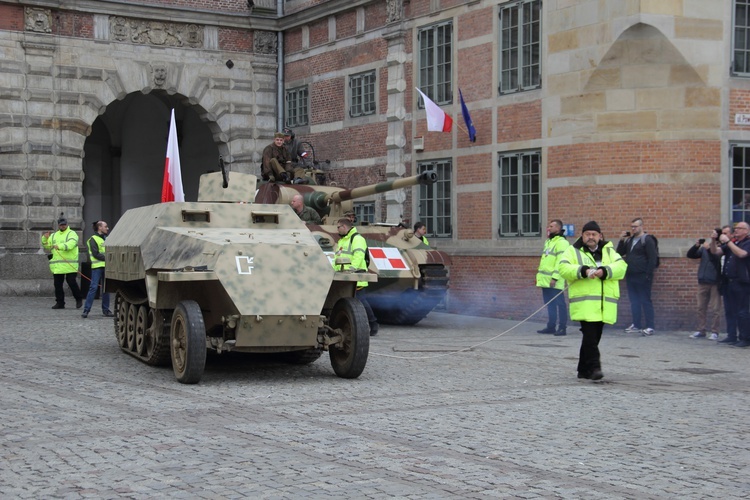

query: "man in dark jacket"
xmin=616 ymin=217 xmax=658 ymax=336
xmin=711 ymin=221 xmax=750 ymax=346
xmin=686 ymin=235 xmax=722 ymax=339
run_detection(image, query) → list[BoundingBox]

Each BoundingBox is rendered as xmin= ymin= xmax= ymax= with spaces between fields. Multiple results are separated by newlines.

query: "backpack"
xmin=647 ymin=234 xmax=660 ymax=268
xmin=355 ymin=234 xmax=370 ymax=266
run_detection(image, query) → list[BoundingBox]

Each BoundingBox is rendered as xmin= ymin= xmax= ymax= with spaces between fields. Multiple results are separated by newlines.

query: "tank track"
xmin=114 ymin=291 xmax=171 ymax=367
xmin=372 ymin=265 xmax=449 ymax=326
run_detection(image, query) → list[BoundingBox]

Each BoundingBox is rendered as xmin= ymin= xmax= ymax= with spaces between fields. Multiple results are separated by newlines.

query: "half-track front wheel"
xmin=170 ymin=300 xmax=207 ymax=384
xmin=329 ymin=297 xmax=369 ymax=379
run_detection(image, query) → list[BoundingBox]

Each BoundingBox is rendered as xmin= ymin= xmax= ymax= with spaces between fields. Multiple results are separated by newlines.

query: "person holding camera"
xmin=535 ymin=219 xmax=569 ymax=335
xmin=686 ymin=233 xmax=722 ymax=340
xmin=711 ymin=221 xmax=750 ymax=346
xmin=616 ymin=218 xmax=658 ymax=336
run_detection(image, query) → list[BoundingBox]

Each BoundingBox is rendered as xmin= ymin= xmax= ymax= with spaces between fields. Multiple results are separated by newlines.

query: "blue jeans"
xmin=724 ymin=280 xmax=750 ymax=341
xmin=626 ymin=274 xmax=654 ymax=329
xmin=83 ymin=267 xmax=110 ymax=313
xmin=541 ymin=287 xmax=567 ymax=330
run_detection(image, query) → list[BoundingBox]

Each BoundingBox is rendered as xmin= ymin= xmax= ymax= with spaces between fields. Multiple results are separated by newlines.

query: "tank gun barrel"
xmin=329 ymin=171 xmax=437 ymax=204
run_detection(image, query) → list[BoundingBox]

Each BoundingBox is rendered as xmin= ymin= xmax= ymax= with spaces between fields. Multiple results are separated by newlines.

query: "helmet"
xmin=282 ymin=127 xmax=294 ymax=139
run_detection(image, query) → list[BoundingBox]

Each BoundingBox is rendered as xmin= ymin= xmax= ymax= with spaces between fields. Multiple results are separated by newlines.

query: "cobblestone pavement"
xmin=2 ymin=296 xmax=749 ymax=499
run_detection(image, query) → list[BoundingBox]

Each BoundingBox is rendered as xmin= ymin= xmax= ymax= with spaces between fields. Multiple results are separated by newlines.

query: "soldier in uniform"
xmin=290 ymin=194 xmax=322 ymax=224
xmin=261 ymin=132 xmax=292 ymax=182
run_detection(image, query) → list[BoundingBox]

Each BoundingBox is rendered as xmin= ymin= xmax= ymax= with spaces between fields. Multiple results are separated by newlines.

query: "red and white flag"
xmin=161 ymin=109 xmax=184 ymax=202
xmin=416 ymin=88 xmax=453 ymax=133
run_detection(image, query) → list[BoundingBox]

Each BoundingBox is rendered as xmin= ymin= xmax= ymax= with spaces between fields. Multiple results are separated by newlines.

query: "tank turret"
xmin=255 ymin=171 xmax=437 ymax=223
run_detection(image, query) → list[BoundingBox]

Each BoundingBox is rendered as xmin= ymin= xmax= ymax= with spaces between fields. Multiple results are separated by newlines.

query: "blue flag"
xmin=459 ymin=89 xmax=476 ymax=143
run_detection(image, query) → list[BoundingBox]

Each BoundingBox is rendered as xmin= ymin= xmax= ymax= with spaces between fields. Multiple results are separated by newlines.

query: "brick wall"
xmin=729 ymin=88 xmax=750 ymax=130
xmin=0 ymin=4 xmax=24 ymax=31
xmin=219 ymin=27 xmax=253 ymax=52
xmin=56 ymin=12 xmax=94 ymax=38
xmin=497 ymin=101 xmax=542 ymax=143
xmin=336 ymin=10 xmax=356 ymax=39
xmin=121 ymin=0 xmax=250 ymax=13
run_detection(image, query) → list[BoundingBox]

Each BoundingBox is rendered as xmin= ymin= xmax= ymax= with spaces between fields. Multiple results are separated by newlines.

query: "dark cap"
xmin=57 ymin=217 xmax=68 ymax=225
xmin=343 ymin=210 xmax=355 ymax=217
xmin=283 ymin=127 xmax=294 ymax=137
xmin=582 ymin=221 xmax=601 ymax=234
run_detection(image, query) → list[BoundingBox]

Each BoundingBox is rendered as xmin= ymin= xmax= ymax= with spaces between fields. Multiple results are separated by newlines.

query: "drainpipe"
xmin=277 ymin=0 xmax=284 ymax=132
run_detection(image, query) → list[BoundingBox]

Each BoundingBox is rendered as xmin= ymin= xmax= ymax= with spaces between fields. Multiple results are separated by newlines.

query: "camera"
xmin=714 ymin=228 xmax=722 ymax=238
xmin=624 ymin=231 xmax=630 ymax=237
xmin=699 ymin=238 xmax=706 ymax=244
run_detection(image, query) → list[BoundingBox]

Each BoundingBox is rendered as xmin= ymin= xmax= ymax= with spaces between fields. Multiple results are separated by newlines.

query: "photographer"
xmin=711 ymin=222 xmax=750 ymax=346
xmin=686 ymin=232 xmax=722 ymax=340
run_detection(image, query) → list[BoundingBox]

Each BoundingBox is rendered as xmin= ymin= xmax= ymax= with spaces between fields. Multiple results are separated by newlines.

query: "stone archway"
xmin=82 ymin=92 xmax=220 ymax=232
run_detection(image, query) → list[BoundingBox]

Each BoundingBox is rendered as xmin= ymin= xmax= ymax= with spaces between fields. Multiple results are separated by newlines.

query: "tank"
xmin=255 ymin=171 xmax=451 ymax=325
xmin=104 ymin=171 xmax=375 ymax=384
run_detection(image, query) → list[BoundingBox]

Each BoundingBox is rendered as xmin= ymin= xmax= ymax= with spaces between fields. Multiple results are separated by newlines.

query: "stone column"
xmin=383 ymin=21 xmax=408 ymax=224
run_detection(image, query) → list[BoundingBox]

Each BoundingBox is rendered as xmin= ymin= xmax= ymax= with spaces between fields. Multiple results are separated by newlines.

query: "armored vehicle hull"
xmin=255 ymin=172 xmax=450 ymax=325
xmin=105 ymin=172 xmax=374 ymax=383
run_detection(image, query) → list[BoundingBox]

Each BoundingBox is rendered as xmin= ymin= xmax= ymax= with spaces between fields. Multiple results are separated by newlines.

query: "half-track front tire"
xmin=170 ymin=300 xmax=207 ymax=384
xmin=329 ymin=297 xmax=369 ymax=379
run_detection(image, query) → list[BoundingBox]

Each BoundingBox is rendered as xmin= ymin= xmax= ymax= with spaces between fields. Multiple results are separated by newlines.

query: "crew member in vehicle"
xmin=261 ymin=132 xmax=292 ymax=183
xmin=290 ymin=194 xmax=322 ymax=224
xmin=414 ymin=221 xmax=429 ymax=246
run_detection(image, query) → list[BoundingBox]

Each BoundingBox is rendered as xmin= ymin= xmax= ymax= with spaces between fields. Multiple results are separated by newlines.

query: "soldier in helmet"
xmin=283 ymin=127 xmax=306 ymax=165
xmin=344 ymin=210 xmax=356 ymax=224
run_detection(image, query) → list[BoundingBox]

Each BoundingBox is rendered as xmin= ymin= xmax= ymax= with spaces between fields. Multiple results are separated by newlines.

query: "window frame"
xmin=417 ymin=159 xmax=453 ymax=238
xmin=734 ymin=0 xmax=750 ymax=76
xmin=284 ymin=86 xmax=309 ymax=128
xmin=497 ymin=150 xmax=541 ymax=237
xmin=730 ymin=144 xmax=750 ymax=223
xmin=498 ymin=0 xmax=542 ymax=95
xmin=349 ymin=70 xmax=377 ymax=118
xmin=353 ymin=202 xmax=376 ymax=224
xmin=417 ymin=21 xmax=453 ymax=106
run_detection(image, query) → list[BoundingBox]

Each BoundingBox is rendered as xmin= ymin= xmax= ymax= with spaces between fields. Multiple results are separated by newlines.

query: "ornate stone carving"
xmin=386 ymin=0 xmax=403 ymax=24
xmin=25 ymin=7 xmax=52 ymax=33
xmin=152 ymin=64 xmax=167 ymax=88
xmin=109 ymin=16 xmax=204 ymax=48
xmin=254 ymin=31 xmax=277 ymax=55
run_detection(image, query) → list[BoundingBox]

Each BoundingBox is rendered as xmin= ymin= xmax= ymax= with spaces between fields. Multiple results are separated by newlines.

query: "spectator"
xmin=82 ymin=220 xmax=113 ymax=318
xmin=333 ymin=218 xmax=378 ymax=335
xmin=686 ymin=234 xmax=722 ymax=339
xmin=41 ymin=217 xmax=83 ymax=309
xmin=616 ymin=218 xmax=658 ymax=336
xmin=414 ymin=221 xmax=429 ymax=246
xmin=712 ymin=221 xmax=750 ymax=346
xmin=290 ymin=194 xmax=322 ymax=224
xmin=535 ymin=219 xmax=569 ymax=336
xmin=558 ymin=221 xmax=627 ymax=380
xmin=261 ymin=132 xmax=292 ymax=182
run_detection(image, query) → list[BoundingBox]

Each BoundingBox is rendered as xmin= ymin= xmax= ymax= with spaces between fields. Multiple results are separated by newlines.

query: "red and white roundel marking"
xmin=369 ymin=247 xmax=409 ymax=270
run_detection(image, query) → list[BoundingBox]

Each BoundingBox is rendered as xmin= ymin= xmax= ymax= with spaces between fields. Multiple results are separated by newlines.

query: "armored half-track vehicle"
xmin=105 ymin=171 xmax=374 ymax=384
xmin=255 ymin=171 xmax=451 ymax=325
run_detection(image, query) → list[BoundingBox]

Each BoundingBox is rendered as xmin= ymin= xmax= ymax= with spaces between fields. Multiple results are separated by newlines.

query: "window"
xmin=731 ymin=145 xmax=750 ymax=223
xmin=498 ymin=151 xmax=540 ymax=236
xmin=285 ymin=86 xmax=308 ymax=127
xmin=417 ymin=160 xmax=452 ymax=237
xmin=417 ymin=22 xmax=452 ymax=105
xmin=349 ymin=71 xmax=376 ymax=117
xmin=354 ymin=202 xmax=375 ymax=224
xmin=499 ymin=0 xmax=541 ymax=95
xmin=735 ymin=0 xmax=750 ymax=75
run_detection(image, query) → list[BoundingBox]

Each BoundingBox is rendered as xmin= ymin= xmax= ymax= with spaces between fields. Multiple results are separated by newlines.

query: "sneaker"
xmin=641 ymin=328 xmax=655 ymax=336
xmin=81 ymin=311 xmax=89 ymax=319
xmin=708 ymin=333 xmax=719 ymax=341
xmin=690 ymin=331 xmax=706 ymax=338
xmin=554 ymin=329 xmax=567 ymax=336
xmin=537 ymin=327 xmax=556 ymax=334
xmin=52 ymin=303 xmax=64 ymax=309
xmin=624 ymin=324 xmax=640 ymax=333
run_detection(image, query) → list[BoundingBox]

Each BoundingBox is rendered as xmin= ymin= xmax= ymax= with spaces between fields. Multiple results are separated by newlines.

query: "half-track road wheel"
xmin=115 ymin=292 xmax=128 ymax=348
xmin=170 ymin=300 xmax=207 ymax=384
xmin=329 ymin=297 xmax=369 ymax=379
xmin=126 ymin=303 xmax=138 ymax=352
xmin=143 ymin=308 xmax=171 ymax=366
xmin=135 ymin=305 xmax=148 ymax=356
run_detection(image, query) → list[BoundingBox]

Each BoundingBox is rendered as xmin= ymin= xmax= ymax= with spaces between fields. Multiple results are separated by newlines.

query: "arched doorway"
xmin=82 ymin=91 xmax=220 ymax=233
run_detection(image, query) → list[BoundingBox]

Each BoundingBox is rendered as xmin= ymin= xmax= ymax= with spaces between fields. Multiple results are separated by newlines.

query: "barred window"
xmin=734 ymin=0 xmax=750 ymax=75
xmin=417 ymin=22 xmax=452 ymax=105
xmin=498 ymin=151 xmax=540 ymax=237
xmin=285 ymin=86 xmax=308 ymax=127
xmin=418 ymin=160 xmax=452 ymax=238
xmin=730 ymin=145 xmax=750 ymax=223
xmin=349 ymin=71 xmax=376 ymax=117
xmin=499 ymin=0 xmax=541 ymax=95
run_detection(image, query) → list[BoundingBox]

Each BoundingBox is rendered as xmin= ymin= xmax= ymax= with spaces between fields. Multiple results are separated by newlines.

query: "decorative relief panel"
xmin=109 ymin=16 xmax=204 ymax=48
xmin=25 ymin=7 xmax=52 ymax=33
xmin=254 ymin=31 xmax=277 ymax=55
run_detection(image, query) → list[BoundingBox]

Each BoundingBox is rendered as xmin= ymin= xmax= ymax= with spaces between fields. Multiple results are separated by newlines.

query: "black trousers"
xmin=578 ymin=321 xmax=604 ymax=376
xmin=53 ymin=272 xmax=82 ymax=306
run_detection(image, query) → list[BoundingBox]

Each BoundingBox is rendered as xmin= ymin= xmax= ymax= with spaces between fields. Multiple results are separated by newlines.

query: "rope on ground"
xmin=370 ymin=286 xmax=569 ymax=360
